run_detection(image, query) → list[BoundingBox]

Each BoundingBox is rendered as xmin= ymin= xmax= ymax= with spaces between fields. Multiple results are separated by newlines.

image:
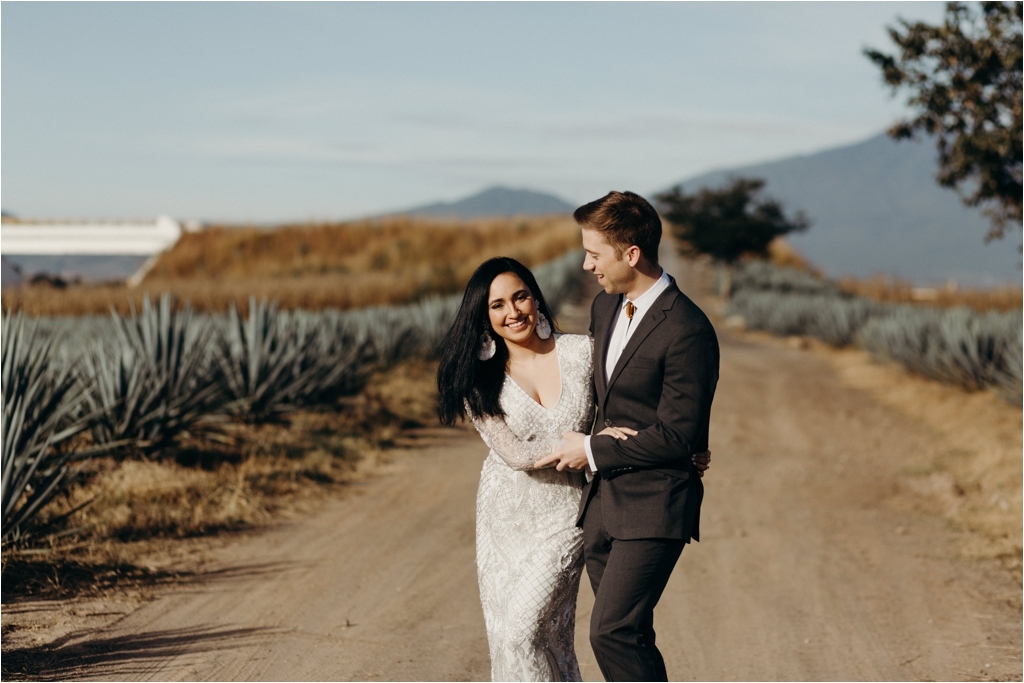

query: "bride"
xmin=437 ymin=257 xmax=706 ymax=681
xmin=437 ymin=256 xmax=601 ymax=681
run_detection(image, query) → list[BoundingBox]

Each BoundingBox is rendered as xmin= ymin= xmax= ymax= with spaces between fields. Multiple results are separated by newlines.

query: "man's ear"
xmin=625 ymin=245 xmax=642 ymax=267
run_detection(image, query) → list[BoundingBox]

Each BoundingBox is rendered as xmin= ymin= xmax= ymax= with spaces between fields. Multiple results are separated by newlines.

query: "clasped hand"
xmin=533 ymin=427 xmax=712 ymax=476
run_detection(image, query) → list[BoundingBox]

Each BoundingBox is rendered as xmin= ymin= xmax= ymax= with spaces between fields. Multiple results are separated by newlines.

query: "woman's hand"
xmin=597 ymin=426 xmax=638 ymax=440
xmin=692 ymin=449 xmax=711 ymax=477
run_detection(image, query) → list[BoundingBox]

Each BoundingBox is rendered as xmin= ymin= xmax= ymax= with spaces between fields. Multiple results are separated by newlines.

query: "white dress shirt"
xmin=584 ymin=269 xmax=671 ymax=473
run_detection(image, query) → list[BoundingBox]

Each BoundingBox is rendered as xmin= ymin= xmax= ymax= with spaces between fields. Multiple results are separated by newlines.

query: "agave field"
xmin=1 ymin=250 xmax=587 ymax=545
xmin=727 ymin=261 xmax=1023 ymax=403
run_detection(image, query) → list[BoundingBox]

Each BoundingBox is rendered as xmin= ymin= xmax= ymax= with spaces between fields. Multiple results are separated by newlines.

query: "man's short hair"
xmin=573 ymin=191 xmax=661 ymax=265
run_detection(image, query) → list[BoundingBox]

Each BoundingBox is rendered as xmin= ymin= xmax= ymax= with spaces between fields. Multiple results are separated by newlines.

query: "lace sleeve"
xmin=467 ymin=406 xmax=560 ymax=471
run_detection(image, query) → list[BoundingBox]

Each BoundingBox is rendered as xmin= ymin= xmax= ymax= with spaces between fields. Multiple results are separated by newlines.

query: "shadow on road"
xmin=2 ymin=560 xmax=303 ymax=680
xmin=2 ymin=624 xmax=282 ymax=681
xmin=2 ymin=557 xmax=301 ymax=607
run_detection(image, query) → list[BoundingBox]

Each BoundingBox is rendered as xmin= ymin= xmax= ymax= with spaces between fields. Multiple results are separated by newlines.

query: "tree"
xmin=656 ymin=177 xmax=810 ymax=264
xmin=864 ymin=1 xmax=1023 ymax=241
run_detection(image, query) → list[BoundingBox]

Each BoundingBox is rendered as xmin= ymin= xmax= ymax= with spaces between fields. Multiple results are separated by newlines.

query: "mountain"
xmin=670 ymin=133 xmax=1020 ymax=286
xmin=400 ymin=186 xmax=575 ymax=218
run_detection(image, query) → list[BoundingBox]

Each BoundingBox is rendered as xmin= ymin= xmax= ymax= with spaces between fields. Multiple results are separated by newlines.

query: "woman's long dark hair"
xmin=437 ymin=257 xmax=559 ymax=426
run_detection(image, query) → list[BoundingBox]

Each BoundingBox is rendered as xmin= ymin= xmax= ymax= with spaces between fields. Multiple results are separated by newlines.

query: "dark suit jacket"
xmin=577 ymin=277 xmax=720 ymax=541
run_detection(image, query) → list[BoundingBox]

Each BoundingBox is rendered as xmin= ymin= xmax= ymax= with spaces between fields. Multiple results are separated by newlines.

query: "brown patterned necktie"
xmin=625 ymin=302 xmax=636 ymax=319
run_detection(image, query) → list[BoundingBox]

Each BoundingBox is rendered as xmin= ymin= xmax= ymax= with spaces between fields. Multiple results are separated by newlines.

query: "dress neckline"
xmin=504 ymin=334 xmax=564 ymax=412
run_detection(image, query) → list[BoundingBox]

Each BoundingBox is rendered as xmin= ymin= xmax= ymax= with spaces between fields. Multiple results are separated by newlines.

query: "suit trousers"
xmin=583 ymin=479 xmax=685 ymax=682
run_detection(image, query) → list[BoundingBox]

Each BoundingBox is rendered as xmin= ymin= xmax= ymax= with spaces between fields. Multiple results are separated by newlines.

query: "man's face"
xmin=582 ymin=227 xmax=636 ymax=295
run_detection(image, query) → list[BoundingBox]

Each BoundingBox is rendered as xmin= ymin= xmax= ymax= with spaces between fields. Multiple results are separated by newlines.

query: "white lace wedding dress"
xmin=469 ymin=333 xmax=594 ymax=682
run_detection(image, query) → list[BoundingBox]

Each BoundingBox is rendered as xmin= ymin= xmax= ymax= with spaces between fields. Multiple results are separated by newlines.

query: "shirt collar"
xmin=623 ymin=269 xmax=670 ymax=313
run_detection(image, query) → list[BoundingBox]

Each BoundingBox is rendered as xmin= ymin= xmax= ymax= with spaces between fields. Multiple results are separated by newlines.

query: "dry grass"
xmin=823 ymin=345 xmax=1022 ymax=575
xmin=2 ymin=215 xmax=581 ymax=315
xmin=765 ymin=238 xmax=820 ymax=273
xmin=836 ymin=274 xmax=1022 ymax=312
xmin=1 ymin=358 xmax=441 ymax=600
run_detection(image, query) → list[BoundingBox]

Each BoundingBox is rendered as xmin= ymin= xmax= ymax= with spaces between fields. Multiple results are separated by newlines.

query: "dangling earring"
xmin=536 ymin=312 xmax=552 ymax=340
xmin=478 ymin=329 xmax=496 ymax=360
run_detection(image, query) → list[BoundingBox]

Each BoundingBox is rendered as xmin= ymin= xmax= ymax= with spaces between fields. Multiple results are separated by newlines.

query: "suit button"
xmin=604 ymin=419 xmax=612 ymax=427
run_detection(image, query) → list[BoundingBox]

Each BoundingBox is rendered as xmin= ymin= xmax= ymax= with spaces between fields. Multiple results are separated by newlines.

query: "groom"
xmin=536 ymin=191 xmax=719 ymax=681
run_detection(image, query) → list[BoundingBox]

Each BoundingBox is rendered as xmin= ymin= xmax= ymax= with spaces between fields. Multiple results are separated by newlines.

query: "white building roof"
xmin=0 ymin=216 xmax=182 ymax=255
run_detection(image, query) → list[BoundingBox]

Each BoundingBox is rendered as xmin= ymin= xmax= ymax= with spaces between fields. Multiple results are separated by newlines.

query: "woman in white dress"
xmin=437 ymin=257 xmax=631 ymax=682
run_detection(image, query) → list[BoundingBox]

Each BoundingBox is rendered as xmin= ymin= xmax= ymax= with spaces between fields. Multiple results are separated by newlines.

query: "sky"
xmin=1 ymin=1 xmax=948 ymax=223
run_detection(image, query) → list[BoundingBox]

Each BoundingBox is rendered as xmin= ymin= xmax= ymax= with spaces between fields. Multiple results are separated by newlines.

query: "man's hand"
xmin=533 ymin=429 xmax=711 ymax=476
xmin=693 ymin=449 xmax=711 ymax=477
xmin=534 ymin=432 xmax=589 ymax=471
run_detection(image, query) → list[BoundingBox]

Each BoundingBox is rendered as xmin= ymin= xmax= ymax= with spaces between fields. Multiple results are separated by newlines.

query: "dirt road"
xmin=5 ymin=254 xmax=1021 ymax=681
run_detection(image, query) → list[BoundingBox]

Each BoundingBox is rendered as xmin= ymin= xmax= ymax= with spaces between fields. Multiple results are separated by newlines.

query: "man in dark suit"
xmin=536 ymin=191 xmax=719 ymax=681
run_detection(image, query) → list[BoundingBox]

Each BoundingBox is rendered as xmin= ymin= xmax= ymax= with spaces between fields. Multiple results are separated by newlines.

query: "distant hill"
xmin=670 ymin=133 xmax=1020 ymax=286
xmin=399 ymin=186 xmax=575 ymax=218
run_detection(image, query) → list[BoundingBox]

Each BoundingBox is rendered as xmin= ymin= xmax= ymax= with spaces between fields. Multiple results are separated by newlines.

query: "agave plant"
xmin=216 ymin=298 xmax=376 ymax=420
xmin=730 ymin=260 xmax=839 ymax=297
xmin=336 ymin=306 xmax=421 ymax=366
xmin=533 ymin=249 xmax=588 ymax=310
xmin=726 ymin=290 xmax=880 ymax=347
xmin=294 ymin=308 xmax=376 ymax=403
xmin=726 ymin=261 xmax=1022 ymax=404
xmin=992 ymin=321 xmax=1023 ymax=403
xmin=401 ymin=295 xmax=462 ymax=358
xmin=860 ymin=306 xmax=1024 ymax=398
xmin=216 ymin=298 xmax=312 ymax=420
xmin=35 ymin=313 xmax=118 ymax=357
xmin=80 ymin=294 xmax=223 ymax=452
xmin=340 ymin=294 xmax=462 ymax=364
xmin=2 ymin=313 xmax=92 ymax=542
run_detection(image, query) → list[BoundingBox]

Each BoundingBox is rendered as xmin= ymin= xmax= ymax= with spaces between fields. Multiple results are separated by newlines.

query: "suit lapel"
xmin=603 ymin=283 xmax=681 ymax=402
xmin=593 ymin=293 xmax=619 ymax=400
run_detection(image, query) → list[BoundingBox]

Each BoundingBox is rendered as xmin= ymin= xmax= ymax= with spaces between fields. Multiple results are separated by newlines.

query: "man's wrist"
xmin=584 ymin=435 xmax=597 ymax=473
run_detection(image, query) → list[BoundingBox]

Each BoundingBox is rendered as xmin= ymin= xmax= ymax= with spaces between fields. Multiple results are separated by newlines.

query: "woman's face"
xmin=487 ymin=272 xmax=538 ymax=346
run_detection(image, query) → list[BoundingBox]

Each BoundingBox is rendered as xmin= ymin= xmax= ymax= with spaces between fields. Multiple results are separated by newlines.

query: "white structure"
xmin=0 ymin=215 xmax=183 ymax=255
xmin=0 ymin=216 xmax=194 ymax=286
